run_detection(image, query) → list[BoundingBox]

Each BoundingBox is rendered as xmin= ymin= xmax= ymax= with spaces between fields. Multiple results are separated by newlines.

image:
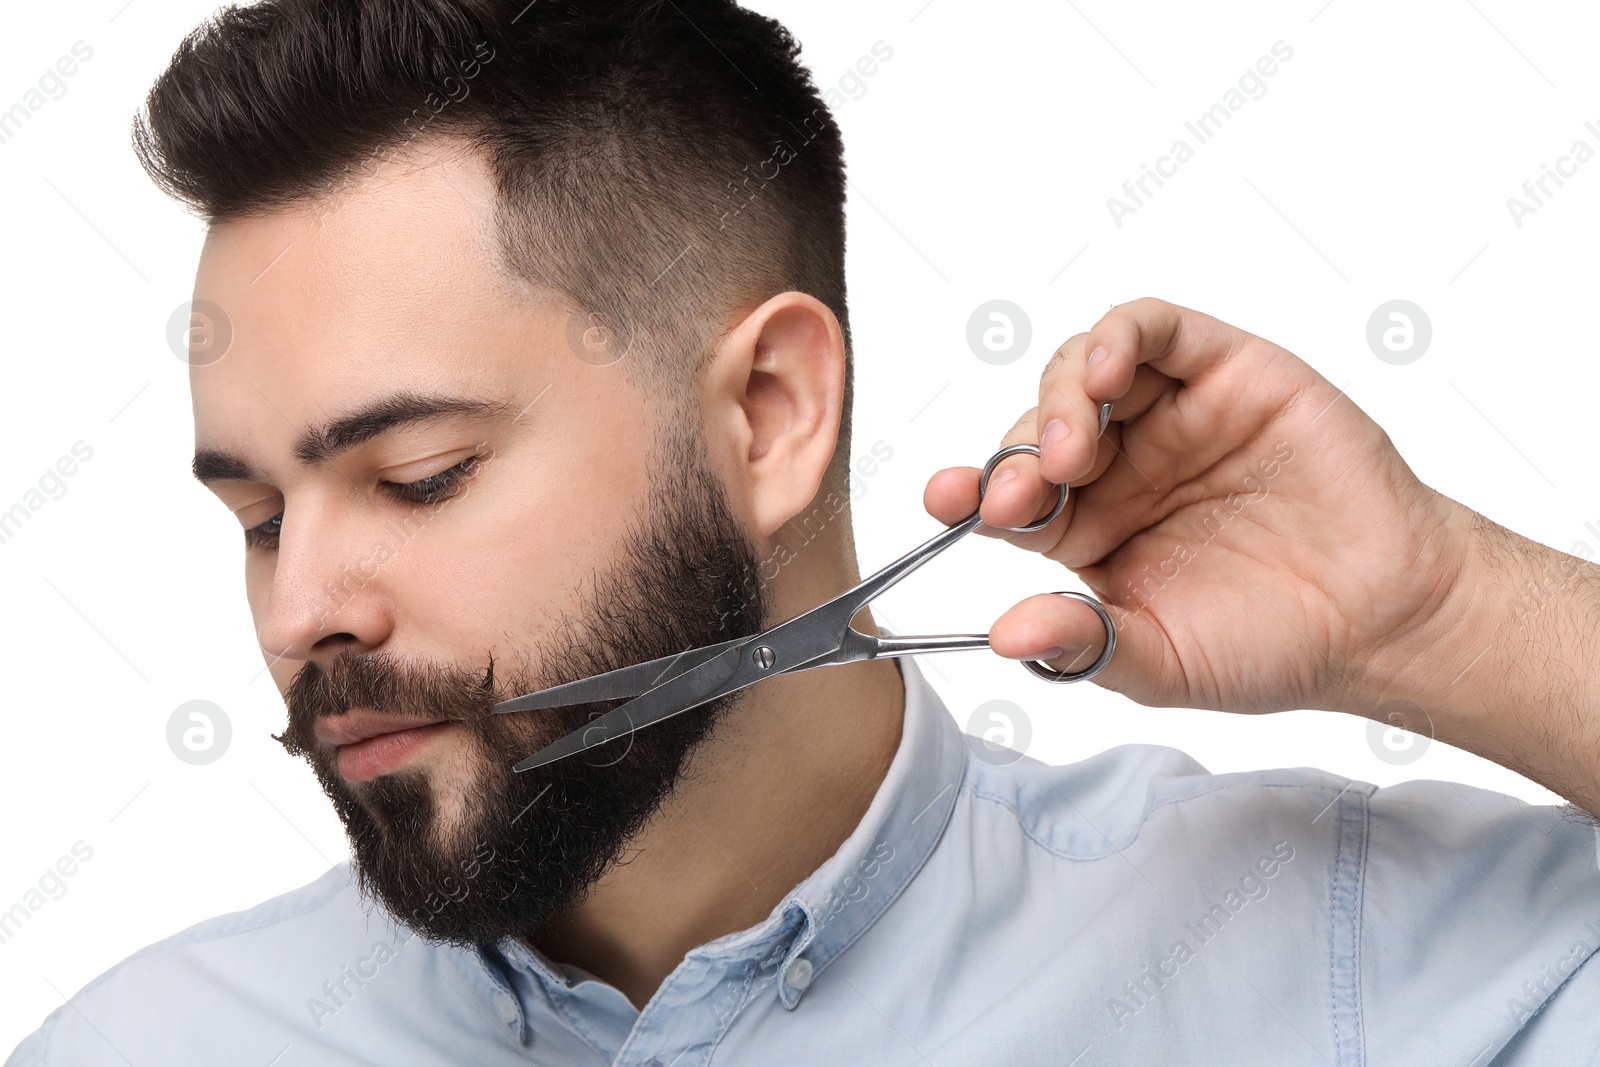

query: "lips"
xmin=314 ymin=709 xmax=448 ymax=748
xmin=312 ymin=708 xmax=457 ymax=782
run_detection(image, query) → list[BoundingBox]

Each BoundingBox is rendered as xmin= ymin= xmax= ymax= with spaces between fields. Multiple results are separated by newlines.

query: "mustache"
xmin=275 ymin=650 xmax=505 ymax=756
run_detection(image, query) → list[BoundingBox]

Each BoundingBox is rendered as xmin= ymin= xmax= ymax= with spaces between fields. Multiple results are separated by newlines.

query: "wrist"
xmin=1361 ymin=496 xmax=1600 ymax=808
xmin=1340 ymin=492 xmax=1480 ymax=727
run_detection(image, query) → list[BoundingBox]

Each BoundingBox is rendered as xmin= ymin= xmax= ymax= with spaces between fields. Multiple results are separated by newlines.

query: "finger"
xmin=1039 ymin=298 xmax=1251 ymax=480
xmin=954 ymin=348 xmax=1170 ymax=538
xmin=1034 ymin=336 xmax=1166 ymax=485
xmin=1090 ymin=297 xmax=1256 ymax=382
xmin=932 ymin=415 xmax=1133 ymax=553
xmin=1105 ymin=364 xmax=1174 ymax=427
xmin=976 ymin=407 xmax=1060 ymax=533
xmin=1033 ymin=333 xmax=1102 ymax=484
xmin=1043 ymin=441 xmax=1170 ymax=570
xmin=924 ymin=458 xmax=1074 ymax=544
xmin=987 ymin=591 xmax=1174 ymax=702
xmin=925 ymin=465 xmax=1000 ymax=536
xmin=979 ymin=421 xmax=1129 ymax=554
xmin=923 ymin=464 xmax=1043 ymax=540
xmin=923 ymin=366 xmax=1157 ymax=544
xmin=1031 ymin=364 xmax=1173 ymax=561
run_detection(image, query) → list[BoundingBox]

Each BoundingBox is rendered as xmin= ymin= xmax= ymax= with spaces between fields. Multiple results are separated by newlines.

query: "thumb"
xmin=988 ymin=592 xmax=1171 ymax=700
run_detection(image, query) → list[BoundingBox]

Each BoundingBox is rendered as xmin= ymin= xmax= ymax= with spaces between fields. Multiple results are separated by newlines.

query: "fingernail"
xmin=990 ymin=469 xmax=1017 ymax=487
xmin=1088 ymin=346 xmax=1108 ymax=369
xmin=1035 ymin=646 xmax=1066 ymax=660
xmin=1040 ymin=418 xmax=1069 ymax=453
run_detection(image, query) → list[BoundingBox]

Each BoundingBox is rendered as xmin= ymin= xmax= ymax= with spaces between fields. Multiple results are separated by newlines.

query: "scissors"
xmin=492 ymin=403 xmax=1118 ymax=772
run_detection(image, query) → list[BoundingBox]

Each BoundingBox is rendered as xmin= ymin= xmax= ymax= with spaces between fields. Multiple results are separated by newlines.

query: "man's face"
xmin=189 ymin=144 xmax=767 ymax=945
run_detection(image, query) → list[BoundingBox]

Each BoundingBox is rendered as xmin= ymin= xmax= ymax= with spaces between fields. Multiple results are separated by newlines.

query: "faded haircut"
xmin=133 ymin=0 xmax=853 ymax=484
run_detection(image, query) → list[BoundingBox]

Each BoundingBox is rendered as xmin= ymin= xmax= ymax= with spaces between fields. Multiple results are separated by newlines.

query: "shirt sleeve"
xmin=1356 ymin=777 xmax=1600 ymax=1063
xmin=4 ymin=1013 xmax=55 ymax=1067
xmin=1488 ymin=942 xmax=1600 ymax=1065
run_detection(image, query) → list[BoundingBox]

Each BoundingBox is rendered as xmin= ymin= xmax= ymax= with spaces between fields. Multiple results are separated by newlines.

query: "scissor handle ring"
xmin=1021 ymin=591 xmax=1117 ymax=683
xmin=977 ymin=443 xmax=1068 ymax=534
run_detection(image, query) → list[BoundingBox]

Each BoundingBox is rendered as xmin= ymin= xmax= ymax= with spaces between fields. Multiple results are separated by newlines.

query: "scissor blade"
xmin=512 ymin=641 xmax=755 ymax=772
xmin=490 ymin=637 xmax=749 ymax=714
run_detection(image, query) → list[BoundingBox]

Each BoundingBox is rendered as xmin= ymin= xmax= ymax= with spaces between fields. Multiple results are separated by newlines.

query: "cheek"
xmin=268 ymin=656 xmax=299 ymax=697
xmin=393 ymin=450 xmax=648 ymax=653
xmin=245 ymin=555 xmax=281 ymax=645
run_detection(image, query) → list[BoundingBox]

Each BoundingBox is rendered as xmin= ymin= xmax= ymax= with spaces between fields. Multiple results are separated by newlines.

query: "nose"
xmin=252 ymin=504 xmax=397 ymax=669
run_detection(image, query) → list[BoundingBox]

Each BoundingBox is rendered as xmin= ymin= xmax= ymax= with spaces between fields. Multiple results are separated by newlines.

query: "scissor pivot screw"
xmin=752 ymin=645 xmax=776 ymax=670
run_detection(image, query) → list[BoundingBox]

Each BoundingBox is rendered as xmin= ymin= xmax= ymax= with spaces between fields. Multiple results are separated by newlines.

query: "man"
xmin=10 ymin=0 xmax=1599 ymax=1063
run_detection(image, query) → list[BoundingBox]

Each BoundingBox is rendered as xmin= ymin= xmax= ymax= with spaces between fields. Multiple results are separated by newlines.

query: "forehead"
xmin=189 ymin=140 xmax=555 ymax=442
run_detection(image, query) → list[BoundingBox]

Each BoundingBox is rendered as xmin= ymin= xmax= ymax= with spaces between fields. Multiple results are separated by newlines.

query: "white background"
xmin=3 ymin=0 xmax=1598 ymax=1051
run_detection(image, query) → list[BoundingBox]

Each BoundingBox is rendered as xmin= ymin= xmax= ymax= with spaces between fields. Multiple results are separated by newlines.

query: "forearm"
xmin=1375 ymin=497 xmax=1600 ymax=816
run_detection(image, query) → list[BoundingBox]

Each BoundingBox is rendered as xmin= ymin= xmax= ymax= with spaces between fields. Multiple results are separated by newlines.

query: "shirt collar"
xmin=451 ymin=654 xmax=966 ymax=1018
xmin=763 ymin=654 xmax=965 ymax=1006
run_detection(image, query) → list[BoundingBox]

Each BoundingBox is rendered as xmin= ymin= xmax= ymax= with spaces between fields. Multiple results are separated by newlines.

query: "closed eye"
xmin=384 ymin=454 xmax=481 ymax=505
xmin=243 ymin=455 xmax=483 ymax=550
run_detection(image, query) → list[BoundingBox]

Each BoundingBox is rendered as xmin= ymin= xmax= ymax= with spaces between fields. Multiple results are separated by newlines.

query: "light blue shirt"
xmin=10 ymin=657 xmax=1600 ymax=1065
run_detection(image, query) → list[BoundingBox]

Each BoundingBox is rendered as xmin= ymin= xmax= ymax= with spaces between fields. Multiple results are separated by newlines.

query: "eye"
xmin=383 ymin=455 xmax=482 ymax=505
xmin=241 ymin=455 xmax=483 ymax=552
xmin=244 ymin=512 xmax=283 ymax=550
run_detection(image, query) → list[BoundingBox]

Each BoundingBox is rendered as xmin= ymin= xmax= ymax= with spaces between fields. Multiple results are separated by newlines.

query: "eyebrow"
xmin=192 ymin=392 xmax=518 ymax=485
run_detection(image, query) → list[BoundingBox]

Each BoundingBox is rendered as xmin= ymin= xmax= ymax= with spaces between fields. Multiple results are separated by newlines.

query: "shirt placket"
xmin=611 ymin=906 xmax=810 ymax=1067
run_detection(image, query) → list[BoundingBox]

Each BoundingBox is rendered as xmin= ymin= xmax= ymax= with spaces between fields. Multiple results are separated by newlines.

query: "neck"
xmin=527 ymin=628 xmax=906 ymax=1009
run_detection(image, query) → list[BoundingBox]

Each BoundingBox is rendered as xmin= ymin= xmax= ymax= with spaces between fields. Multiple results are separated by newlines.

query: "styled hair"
xmin=134 ymin=0 xmax=853 ymax=482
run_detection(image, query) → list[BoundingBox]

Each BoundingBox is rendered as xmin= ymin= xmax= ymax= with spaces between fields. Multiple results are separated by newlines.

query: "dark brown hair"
xmin=134 ymin=0 xmax=853 ymax=480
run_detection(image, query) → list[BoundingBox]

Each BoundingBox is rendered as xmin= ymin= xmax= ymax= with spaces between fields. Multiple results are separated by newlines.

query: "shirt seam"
xmin=1328 ymin=787 xmax=1368 ymax=1067
xmin=965 ymin=777 xmax=1369 ymax=860
xmin=1354 ymin=793 xmax=1369 ymax=1065
xmin=696 ymin=950 xmax=766 ymax=1067
xmin=1505 ymin=937 xmax=1600 ymax=1037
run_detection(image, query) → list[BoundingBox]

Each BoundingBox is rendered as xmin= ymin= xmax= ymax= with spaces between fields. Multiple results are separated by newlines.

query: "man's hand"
xmin=925 ymin=298 xmax=1600 ymax=813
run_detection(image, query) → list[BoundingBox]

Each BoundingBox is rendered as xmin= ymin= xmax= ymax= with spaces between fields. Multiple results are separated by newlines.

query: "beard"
xmin=272 ymin=427 xmax=769 ymax=948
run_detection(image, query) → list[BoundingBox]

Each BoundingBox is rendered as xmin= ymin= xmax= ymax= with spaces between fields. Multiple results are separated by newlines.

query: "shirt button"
xmin=494 ymin=992 xmax=518 ymax=1024
xmin=783 ymin=956 xmax=814 ymax=992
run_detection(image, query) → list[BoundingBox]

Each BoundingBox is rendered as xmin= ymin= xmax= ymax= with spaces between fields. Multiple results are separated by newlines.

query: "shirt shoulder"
xmin=951 ymin=736 xmax=1600 ymax=1061
xmin=5 ymin=863 xmax=419 ymax=1067
xmin=961 ymin=738 xmax=1364 ymax=858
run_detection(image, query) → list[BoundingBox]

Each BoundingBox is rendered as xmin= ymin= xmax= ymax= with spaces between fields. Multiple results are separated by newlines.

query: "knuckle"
xmin=1003 ymin=410 xmax=1037 ymax=442
xmin=1103 ymin=298 xmax=1158 ymax=334
xmin=1047 ymin=333 xmax=1088 ymax=370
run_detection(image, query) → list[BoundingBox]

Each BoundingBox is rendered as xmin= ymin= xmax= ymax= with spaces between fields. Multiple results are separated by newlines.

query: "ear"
xmin=700 ymin=291 xmax=846 ymax=541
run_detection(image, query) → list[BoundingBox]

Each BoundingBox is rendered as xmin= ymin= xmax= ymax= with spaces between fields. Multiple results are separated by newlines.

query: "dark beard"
xmin=272 ymin=429 xmax=769 ymax=948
